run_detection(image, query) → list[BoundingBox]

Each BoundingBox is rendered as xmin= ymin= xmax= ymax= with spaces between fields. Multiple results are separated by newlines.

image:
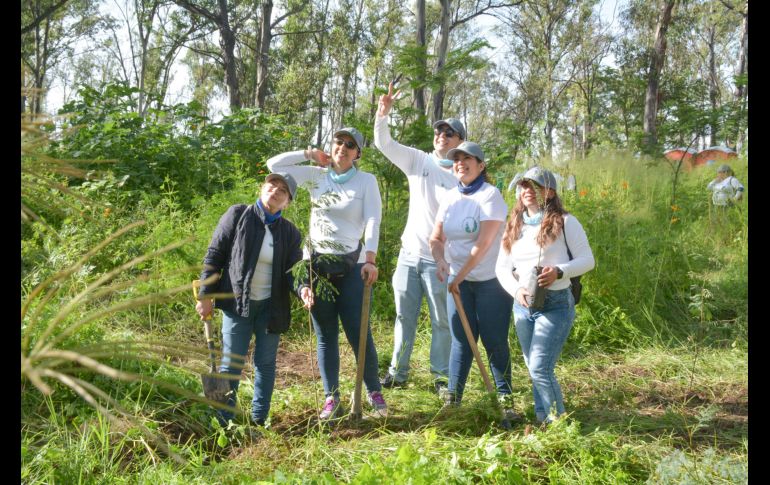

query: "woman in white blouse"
xmin=495 ymin=166 xmax=595 ymax=425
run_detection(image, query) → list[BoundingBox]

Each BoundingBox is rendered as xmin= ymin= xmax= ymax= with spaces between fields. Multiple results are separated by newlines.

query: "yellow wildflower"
xmin=671 ymin=217 xmax=679 ymax=224
xmin=671 ymin=204 xmax=680 ymax=212
xmin=621 ymin=181 xmax=629 ymax=189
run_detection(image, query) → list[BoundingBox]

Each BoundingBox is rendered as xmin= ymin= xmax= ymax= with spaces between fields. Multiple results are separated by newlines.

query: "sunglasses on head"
xmin=334 ymin=138 xmax=357 ymax=149
xmin=434 ymin=126 xmax=457 ymax=138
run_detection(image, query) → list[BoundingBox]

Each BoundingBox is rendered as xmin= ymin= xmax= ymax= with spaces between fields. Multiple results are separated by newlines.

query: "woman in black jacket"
xmin=195 ymin=172 xmax=303 ymax=426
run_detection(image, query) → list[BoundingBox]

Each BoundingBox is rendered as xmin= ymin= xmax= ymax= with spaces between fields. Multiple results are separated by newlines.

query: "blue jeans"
xmin=310 ymin=263 xmax=381 ymax=399
xmin=218 ymin=298 xmax=280 ymax=424
xmin=387 ymin=248 xmax=450 ymax=382
xmin=447 ymin=278 xmax=514 ymax=400
xmin=513 ymin=288 xmax=575 ymax=423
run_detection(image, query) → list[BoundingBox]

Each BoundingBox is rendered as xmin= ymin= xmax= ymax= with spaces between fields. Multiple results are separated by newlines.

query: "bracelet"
xmin=365 ymin=262 xmax=376 ymax=267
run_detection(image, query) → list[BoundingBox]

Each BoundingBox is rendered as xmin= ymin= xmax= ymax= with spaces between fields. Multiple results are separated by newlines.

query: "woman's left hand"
xmin=361 ymin=262 xmax=378 ymax=285
xmin=537 ymin=266 xmax=559 ymax=288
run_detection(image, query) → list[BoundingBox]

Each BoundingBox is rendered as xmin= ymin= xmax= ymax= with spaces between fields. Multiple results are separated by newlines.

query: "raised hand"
xmin=377 ymin=82 xmax=401 ymax=117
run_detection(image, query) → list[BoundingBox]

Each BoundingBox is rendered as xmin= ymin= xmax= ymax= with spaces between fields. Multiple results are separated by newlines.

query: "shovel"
xmin=350 ymin=278 xmax=373 ymax=421
xmin=192 ymin=280 xmax=232 ymax=404
xmin=451 ymin=289 xmax=512 ymax=430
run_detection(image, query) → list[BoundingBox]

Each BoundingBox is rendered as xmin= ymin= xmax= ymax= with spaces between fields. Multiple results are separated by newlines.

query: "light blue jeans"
xmin=310 ymin=263 xmax=381 ymax=399
xmin=387 ymin=248 xmax=450 ymax=382
xmin=447 ymin=277 xmax=514 ymax=400
xmin=218 ymin=298 xmax=280 ymax=424
xmin=512 ymin=288 xmax=575 ymax=423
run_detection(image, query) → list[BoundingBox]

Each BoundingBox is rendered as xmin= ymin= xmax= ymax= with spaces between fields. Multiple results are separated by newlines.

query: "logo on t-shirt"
xmin=462 ymin=217 xmax=478 ymax=233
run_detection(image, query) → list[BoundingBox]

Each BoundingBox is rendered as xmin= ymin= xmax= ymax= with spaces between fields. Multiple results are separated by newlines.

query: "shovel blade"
xmin=202 ymin=373 xmax=232 ymax=404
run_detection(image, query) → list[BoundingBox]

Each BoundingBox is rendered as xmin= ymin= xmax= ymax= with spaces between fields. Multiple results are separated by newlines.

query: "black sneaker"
xmin=380 ymin=373 xmax=406 ymax=388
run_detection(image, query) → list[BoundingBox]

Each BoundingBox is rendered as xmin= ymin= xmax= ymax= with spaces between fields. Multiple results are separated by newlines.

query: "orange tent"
xmin=663 ymin=148 xmax=697 ymax=171
xmin=693 ymin=146 xmax=737 ymax=167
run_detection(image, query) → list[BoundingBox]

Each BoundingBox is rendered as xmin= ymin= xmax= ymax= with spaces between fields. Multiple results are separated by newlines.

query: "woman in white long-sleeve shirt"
xmin=266 ymin=127 xmax=387 ymax=420
xmin=495 ymin=166 xmax=595 ymax=425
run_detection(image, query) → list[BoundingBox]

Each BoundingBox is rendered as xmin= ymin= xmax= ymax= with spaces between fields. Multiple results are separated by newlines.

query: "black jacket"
xmin=198 ymin=203 xmax=303 ymax=334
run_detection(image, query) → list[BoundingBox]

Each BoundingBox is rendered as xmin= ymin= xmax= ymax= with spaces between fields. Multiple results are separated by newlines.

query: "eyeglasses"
xmin=334 ymin=138 xmax=357 ymax=149
xmin=434 ymin=127 xmax=457 ymax=138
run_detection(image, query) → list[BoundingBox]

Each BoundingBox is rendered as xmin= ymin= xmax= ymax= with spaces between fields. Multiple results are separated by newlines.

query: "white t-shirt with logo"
xmin=435 ymin=183 xmax=508 ymax=281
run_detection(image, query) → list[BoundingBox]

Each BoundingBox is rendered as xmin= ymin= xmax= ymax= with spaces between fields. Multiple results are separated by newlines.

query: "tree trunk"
xmin=218 ymin=1 xmax=241 ymax=111
xmin=734 ymin=12 xmax=747 ymax=150
xmin=707 ymin=23 xmax=719 ymax=143
xmin=414 ymin=0 xmax=426 ymax=115
xmin=431 ymin=0 xmax=451 ymax=122
xmin=256 ymin=0 xmax=273 ymax=109
xmin=643 ymin=0 xmax=675 ymax=153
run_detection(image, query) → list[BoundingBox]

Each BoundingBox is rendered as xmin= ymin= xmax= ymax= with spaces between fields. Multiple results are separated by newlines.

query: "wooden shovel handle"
xmin=451 ymin=290 xmax=495 ymax=393
xmin=352 ymin=282 xmax=372 ymax=417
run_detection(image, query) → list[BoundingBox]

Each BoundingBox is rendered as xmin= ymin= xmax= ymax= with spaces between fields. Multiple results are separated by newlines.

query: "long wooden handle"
xmin=451 ymin=290 xmax=495 ymax=393
xmin=193 ymin=280 xmax=217 ymax=372
xmin=352 ymin=283 xmax=372 ymax=416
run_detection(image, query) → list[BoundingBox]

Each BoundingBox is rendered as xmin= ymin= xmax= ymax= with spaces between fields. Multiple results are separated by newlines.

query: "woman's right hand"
xmin=436 ymin=260 xmax=450 ymax=283
xmin=305 ymin=146 xmax=330 ymax=167
xmin=515 ymin=288 xmax=530 ymax=307
xmin=196 ymin=298 xmax=213 ymax=320
xmin=300 ymin=286 xmax=315 ymax=309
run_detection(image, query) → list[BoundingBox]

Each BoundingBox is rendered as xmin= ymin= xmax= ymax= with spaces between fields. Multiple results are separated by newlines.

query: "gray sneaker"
xmin=434 ymin=380 xmax=450 ymax=401
xmin=498 ymin=394 xmax=522 ymax=423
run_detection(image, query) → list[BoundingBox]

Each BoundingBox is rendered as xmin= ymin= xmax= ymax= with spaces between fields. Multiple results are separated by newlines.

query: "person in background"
xmin=707 ymin=164 xmax=744 ymax=207
xmin=266 ymin=127 xmax=388 ymax=420
xmin=495 ymin=166 xmax=594 ymax=425
xmin=196 ymin=173 xmax=303 ymax=427
xmin=374 ymin=81 xmax=463 ymax=397
xmin=429 ymin=141 xmax=521 ymax=422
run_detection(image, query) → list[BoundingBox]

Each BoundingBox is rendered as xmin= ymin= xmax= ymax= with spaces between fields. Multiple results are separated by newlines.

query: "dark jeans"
xmin=310 ymin=263 xmax=381 ymax=399
xmin=446 ymin=277 xmax=514 ymax=400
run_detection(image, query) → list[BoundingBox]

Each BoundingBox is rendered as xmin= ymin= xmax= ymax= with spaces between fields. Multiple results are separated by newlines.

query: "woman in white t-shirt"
xmin=495 ymin=166 xmax=594 ymax=425
xmin=707 ymin=164 xmax=744 ymax=207
xmin=429 ymin=141 xmax=521 ymax=423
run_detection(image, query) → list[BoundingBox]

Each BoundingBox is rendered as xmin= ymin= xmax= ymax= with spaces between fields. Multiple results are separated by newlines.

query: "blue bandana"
xmin=522 ymin=209 xmax=543 ymax=225
xmin=329 ymin=166 xmax=357 ymax=184
xmin=436 ymin=157 xmax=453 ymax=168
xmin=257 ymin=199 xmax=282 ymax=225
xmin=458 ymin=174 xmax=485 ymax=195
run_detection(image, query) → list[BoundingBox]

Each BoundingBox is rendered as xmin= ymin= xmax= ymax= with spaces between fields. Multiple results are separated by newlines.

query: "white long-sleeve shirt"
xmin=266 ymin=150 xmax=382 ymax=262
xmin=707 ymin=176 xmax=744 ymax=206
xmin=374 ymin=114 xmax=456 ymax=260
xmin=495 ymin=214 xmax=595 ymax=299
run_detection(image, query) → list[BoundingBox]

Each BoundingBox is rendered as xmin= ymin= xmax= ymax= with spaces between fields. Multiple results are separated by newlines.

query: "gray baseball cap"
xmin=333 ymin=127 xmax=365 ymax=151
xmin=446 ymin=141 xmax=485 ymax=162
xmin=521 ymin=166 xmax=558 ymax=191
xmin=432 ymin=118 xmax=466 ymax=140
xmin=717 ymin=164 xmax=732 ymax=174
xmin=266 ymin=172 xmax=297 ymax=200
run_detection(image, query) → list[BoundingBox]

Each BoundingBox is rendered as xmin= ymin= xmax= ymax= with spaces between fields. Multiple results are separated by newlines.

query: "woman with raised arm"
xmin=266 ymin=128 xmax=387 ymax=419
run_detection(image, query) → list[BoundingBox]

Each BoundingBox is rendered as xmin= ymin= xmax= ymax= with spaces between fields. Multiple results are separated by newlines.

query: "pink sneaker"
xmin=367 ymin=391 xmax=388 ymax=417
xmin=319 ymin=396 xmax=340 ymax=420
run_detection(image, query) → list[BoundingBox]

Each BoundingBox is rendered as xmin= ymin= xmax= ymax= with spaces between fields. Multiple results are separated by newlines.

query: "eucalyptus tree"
xmin=21 ymin=0 xmax=104 ymax=115
xmin=103 ymin=0 xmax=200 ymax=116
xmin=641 ymin=0 xmax=676 ymax=153
xmin=497 ymin=0 xmax=589 ymax=160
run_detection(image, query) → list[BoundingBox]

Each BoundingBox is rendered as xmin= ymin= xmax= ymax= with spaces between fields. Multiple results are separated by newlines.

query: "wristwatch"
xmin=556 ymin=267 xmax=564 ymax=279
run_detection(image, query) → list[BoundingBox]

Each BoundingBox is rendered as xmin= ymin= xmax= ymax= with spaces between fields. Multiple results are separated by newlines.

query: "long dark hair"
xmin=501 ymin=189 xmax=567 ymax=252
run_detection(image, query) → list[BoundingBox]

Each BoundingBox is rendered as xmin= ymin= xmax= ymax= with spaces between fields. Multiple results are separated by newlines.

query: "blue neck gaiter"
xmin=523 ymin=209 xmax=543 ymax=225
xmin=458 ymin=174 xmax=485 ymax=195
xmin=257 ymin=199 xmax=281 ymax=225
xmin=328 ymin=166 xmax=357 ymax=184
